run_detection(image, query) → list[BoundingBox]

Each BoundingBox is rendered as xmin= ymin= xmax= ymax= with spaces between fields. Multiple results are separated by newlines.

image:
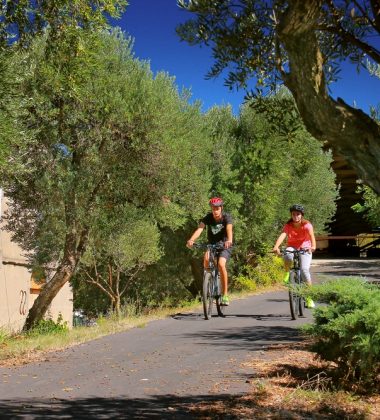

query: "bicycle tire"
xmin=288 ymin=271 xmax=299 ymax=320
xmin=215 ymin=274 xmax=225 ymax=317
xmin=296 ymin=271 xmax=305 ymax=317
xmin=298 ymin=293 xmax=305 ymax=317
xmin=202 ymin=271 xmax=213 ymax=320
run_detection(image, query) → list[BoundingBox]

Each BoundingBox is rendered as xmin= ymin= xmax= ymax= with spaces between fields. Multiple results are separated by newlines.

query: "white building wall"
xmin=0 ymin=192 xmax=73 ymax=332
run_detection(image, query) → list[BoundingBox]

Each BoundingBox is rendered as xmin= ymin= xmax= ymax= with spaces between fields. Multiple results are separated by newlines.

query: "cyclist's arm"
xmin=186 ymin=222 xmax=205 ymax=248
xmin=225 ymin=223 xmax=233 ymax=248
xmin=273 ymin=232 xmax=287 ymax=255
xmin=309 ymin=226 xmax=316 ymax=252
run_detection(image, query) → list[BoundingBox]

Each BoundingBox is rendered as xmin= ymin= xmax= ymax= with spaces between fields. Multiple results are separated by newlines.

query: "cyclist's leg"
xmin=218 ymin=248 xmax=232 ymax=305
xmin=300 ymin=251 xmax=312 ymax=286
xmin=218 ymin=256 xmax=228 ymax=295
xmin=300 ymin=251 xmax=315 ymax=308
xmin=203 ymin=250 xmax=210 ymax=270
xmin=283 ymin=247 xmax=295 ymax=283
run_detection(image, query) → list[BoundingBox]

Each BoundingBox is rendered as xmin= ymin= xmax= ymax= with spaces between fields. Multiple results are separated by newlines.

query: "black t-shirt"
xmin=201 ymin=212 xmax=233 ymax=244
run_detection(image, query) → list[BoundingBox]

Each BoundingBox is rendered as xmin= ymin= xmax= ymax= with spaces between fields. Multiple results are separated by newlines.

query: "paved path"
xmin=0 ymin=257 xmax=379 ymax=419
xmin=312 ymin=257 xmax=380 ymax=283
xmin=0 ymin=290 xmax=310 ymax=419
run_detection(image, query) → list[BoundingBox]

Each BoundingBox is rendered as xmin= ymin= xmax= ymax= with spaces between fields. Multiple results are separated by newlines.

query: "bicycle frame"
xmin=193 ymin=243 xmax=225 ymax=320
xmin=283 ymin=248 xmax=308 ymax=320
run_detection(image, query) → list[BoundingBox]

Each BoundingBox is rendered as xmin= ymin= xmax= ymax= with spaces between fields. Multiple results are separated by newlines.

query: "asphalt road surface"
xmin=0 ymin=258 xmax=379 ymax=419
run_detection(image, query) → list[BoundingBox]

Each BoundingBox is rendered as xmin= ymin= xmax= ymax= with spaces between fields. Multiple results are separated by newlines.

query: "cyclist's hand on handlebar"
xmin=224 ymin=240 xmax=233 ymax=249
xmin=186 ymin=239 xmax=194 ymax=248
xmin=272 ymin=247 xmax=281 ymax=256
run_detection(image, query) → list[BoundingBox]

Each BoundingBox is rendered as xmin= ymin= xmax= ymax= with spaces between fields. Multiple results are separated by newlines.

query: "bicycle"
xmin=193 ymin=243 xmax=226 ymax=320
xmin=282 ymin=248 xmax=309 ymax=320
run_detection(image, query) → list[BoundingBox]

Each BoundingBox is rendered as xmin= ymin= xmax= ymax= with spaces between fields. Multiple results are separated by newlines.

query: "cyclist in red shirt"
xmin=187 ymin=197 xmax=233 ymax=306
xmin=272 ymin=204 xmax=316 ymax=308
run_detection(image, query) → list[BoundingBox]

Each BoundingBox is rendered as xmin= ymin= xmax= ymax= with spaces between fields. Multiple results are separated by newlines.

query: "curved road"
xmin=0 ymin=258 xmax=379 ymax=418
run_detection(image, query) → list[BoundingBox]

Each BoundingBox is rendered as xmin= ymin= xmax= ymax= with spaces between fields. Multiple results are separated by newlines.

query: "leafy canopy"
xmin=1 ymin=27 xmax=210 ymax=268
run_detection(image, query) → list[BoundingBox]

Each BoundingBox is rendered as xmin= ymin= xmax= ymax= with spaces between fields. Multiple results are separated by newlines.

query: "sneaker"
xmin=283 ymin=272 xmax=290 ymax=285
xmin=306 ymin=297 xmax=315 ymax=308
xmin=221 ymin=295 xmax=230 ymax=306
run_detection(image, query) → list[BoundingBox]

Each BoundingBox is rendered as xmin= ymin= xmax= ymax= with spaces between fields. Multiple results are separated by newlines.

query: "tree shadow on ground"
xmin=171 ymin=312 xmax=292 ymax=321
xmin=0 ymin=390 xmax=368 ymax=419
xmin=181 ymin=325 xmax=302 ymax=352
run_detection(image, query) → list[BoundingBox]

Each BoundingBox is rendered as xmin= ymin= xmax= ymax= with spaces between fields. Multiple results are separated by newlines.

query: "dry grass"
xmin=187 ymin=342 xmax=380 ymax=419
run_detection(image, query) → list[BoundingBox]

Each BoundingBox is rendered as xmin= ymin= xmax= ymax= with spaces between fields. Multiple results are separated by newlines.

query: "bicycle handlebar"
xmin=191 ymin=243 xmax=225 ymax=251
xmin=281 ymin=248 xmax=310 ymax=256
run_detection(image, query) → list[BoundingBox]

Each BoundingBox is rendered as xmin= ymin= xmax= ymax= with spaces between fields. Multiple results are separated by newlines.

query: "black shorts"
xmin=217 ymin=247 xmax=232 ymax=261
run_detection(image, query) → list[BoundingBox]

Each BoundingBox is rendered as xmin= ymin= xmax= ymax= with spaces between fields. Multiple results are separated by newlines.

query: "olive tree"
xmin=0 ymin=0 xmax=127 ymax=48
xmin=233 ymin=94 xmax=338 ymax=258
xmin=177 ymin=0 xmax=380 ymax=193
xmin=1 ymin=29 xmax=210 ymax=329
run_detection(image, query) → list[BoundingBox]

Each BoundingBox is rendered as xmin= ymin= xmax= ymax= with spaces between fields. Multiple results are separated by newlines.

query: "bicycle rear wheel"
xmin=288 ymin=271 xmax=300 ymax=320
xmin=202 ymin=271 xmax=213 ymax=320
xmin=215 ymin=274 xmax=225 ymax=317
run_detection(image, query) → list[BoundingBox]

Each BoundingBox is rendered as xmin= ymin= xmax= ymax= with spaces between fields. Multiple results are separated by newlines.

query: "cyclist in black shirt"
xmin=187 ymin=197 xmax=233 ymax=305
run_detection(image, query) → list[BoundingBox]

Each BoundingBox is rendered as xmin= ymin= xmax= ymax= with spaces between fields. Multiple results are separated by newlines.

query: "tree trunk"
xmin=23 ymin=224 xmax=88 ymax=331
xmin=23 ymin=258 xmax=77 ymax=331
xmin=114 ymin=295 xmax=121 ymax=318
xmin=278 ymin=0 xmax=380 ymax=194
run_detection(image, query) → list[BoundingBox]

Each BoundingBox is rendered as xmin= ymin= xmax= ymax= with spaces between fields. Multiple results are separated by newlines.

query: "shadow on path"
xmin=0 ymin=396 xmax=208 ymax=419
xmin=182 ymin=325 xmax=301 ymax=351
xmin=0 ymin=389 xmax=346 ymax=420
xmin=171 ymin=312 xmax=292 ymax=322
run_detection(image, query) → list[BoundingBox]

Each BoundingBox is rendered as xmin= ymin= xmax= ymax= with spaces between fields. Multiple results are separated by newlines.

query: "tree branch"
xmin=278 ymin=0 xmax=380 ymax=193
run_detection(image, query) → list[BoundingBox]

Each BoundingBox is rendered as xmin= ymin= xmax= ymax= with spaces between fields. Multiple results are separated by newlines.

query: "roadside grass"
xmin=187 ymin=341 xmax=380 ymax=419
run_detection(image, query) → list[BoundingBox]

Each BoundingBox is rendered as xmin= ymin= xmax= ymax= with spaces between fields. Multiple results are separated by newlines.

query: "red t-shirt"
xmin=283 ymin=222 xmax=313 ymax=249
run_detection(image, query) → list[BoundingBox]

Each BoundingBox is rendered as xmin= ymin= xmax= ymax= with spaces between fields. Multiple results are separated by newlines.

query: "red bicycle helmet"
xmin=209 ymin=197 xmax=224 ymax=207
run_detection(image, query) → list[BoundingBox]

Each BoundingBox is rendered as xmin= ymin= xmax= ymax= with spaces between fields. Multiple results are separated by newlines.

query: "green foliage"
xmin=1 ymin=26 xmax=212 ymax=327
xmin=27 ymin=313 xmax=68 ymax=337
xmin=232 ymin=93 xmax=338 ymax=258
xmin=2 ymin=27 xmax=209 ymax=265
xmin=128 ymin=225 xmax=199 ymax=308
xmin=0 ymin=0 xmax=127 ymax=48
xmin=74 ymin=213 xmax=163 ymax=315
xmin=232 ymin=275 xmax=257 ymax=292
xmin=303 ymin=278 xmax=380 ymax=389
xmin=203 ymin=105 xmax=242 ymax=212
xmin=352 ymin=185 xmax=380 ymax=228
xmin=231 ymin=254 xmax=284 ymax=291
xmin=177 ymin=1 xmax=379 ymax=93
xmin=0 ymin=49 xmax=33 ymax=174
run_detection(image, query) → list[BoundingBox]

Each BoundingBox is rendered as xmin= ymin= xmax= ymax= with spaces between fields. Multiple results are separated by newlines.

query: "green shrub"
xmin=231 ymin=254 xmax=284 ymax=291
xmin=27 ymin=313 xmax=68 ymax=337
xmin=302 ymin=278 xmax=380 ymax=390
xmin=232 ymin=275 xmax=257 ymax=292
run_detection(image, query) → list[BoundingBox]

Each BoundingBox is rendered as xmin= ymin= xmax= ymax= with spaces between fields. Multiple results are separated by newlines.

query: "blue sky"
xmin=117 ymin=0 xmax=379 ymax=115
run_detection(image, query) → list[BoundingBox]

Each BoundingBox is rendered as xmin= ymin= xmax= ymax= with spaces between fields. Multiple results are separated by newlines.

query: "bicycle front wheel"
xmin=202 ymin=271 xmax=213 ymax=320
xmin=288 ymin=271 xmax=300 ymax=320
